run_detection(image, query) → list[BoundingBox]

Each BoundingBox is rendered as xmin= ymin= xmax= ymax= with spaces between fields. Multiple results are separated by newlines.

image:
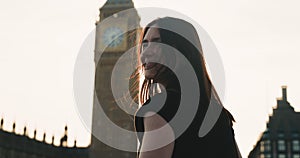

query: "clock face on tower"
xmin=101 ymin=26 xmax=124 ymax=48
xmin=97 ymin=17 xmax=128 ymax=52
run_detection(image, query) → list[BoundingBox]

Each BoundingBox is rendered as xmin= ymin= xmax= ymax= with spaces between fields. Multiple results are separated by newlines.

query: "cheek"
xmin=160 ymin=50 xmax=173 ymax=65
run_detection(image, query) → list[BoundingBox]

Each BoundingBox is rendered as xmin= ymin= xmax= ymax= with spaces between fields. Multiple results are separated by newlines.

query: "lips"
xmin=144 ymin=62 xmax=157 ymax=70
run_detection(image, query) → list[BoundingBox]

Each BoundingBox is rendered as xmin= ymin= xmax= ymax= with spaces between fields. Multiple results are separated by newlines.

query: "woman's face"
xmin=140 ymin=26 xmax=165 ymax=80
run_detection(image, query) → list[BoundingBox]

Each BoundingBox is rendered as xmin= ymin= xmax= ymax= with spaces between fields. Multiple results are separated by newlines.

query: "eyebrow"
xmin=142 ymin=37 xmax=161 ymax=43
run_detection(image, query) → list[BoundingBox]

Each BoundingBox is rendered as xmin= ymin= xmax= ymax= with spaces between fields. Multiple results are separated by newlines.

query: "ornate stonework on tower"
xmin=90 ymin=0 xmax=140 ymax=157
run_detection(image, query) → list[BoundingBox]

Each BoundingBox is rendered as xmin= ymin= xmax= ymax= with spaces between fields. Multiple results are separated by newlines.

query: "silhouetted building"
xmin=248 ymin=86 xmax=300 ymax=158
xmin=1 ymin=0 xmax=141 ymax=157
xmin=0 ymin=122 xmax=89 ymax=158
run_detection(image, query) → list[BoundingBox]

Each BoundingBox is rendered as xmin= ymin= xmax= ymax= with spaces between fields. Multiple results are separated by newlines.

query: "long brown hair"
xmin=140 ymin=17 xmax=212 ymax=104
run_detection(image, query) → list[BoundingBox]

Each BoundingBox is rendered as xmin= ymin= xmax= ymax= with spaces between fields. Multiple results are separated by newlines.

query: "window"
xmin=292 ymin=132 xmax=299 ymax=138
xmin=278 ymin=154 xmax=286 ymax=158
xmin=265 ymin=140 xmax=271 ymax=151
xmin=261 ymin=141 xmax=265 ymax=152
xmin=260 ymin=140 xmax=271 ymax=152
xmin=293 ymin=140 xmax=300 ymax=151
xmin=265 ymin=154 xmax=271 ymax=158
xmin=260 ymin=153 xmax=271 ymax=158
xmin=293 ymin=154 xmax=300 ymax=158
xmin=278 ymin=132 xmax=285 ymax=138
xmin=278 ymin=140 xmax=286 ymax=151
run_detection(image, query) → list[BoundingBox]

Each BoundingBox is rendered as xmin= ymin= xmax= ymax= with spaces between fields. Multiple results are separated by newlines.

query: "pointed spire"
xmin=33 ymin=129 xmax=37 ymax=139
xmin=43 ymin=132 xmax=46 ymax=142
xmin=74 ymin=139 xmax=77 ymax=148
xmin=276 ymin=85 xmax=294 ymax=111
xmin=65 ymin=125 xmax=68 ymax=133
xmin=12 ymin=122 xmax=16 ymax=133
xmin=60 ymin=125 xmax=68 ymax=147
xmin=282 ymin=85 xmax=287 ymax=101
xmin=0 ymin=118 xmax=3 ymax=129
xmin=23 ymin=126 xmax=27 ymax=136
xmin=52 ymin=135 xmax=55 ymax=145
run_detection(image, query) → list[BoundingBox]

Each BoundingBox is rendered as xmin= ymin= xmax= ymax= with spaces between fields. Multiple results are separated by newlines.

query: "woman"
xmin=133 ymin=17 xmax=241 ymax=158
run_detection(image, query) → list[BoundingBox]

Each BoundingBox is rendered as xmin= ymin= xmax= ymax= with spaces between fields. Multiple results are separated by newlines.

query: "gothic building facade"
xmin=248 ymin=86 xmax=300 ymax=158
xmin=0 ymin=122 xmax=89 ymax=158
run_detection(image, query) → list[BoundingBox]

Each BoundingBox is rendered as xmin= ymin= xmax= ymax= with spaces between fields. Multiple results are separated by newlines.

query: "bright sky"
xmin=1 ymin=0 xmax=300 ymax=157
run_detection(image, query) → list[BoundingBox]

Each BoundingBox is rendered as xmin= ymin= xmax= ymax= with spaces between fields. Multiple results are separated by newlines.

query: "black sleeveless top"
xmin=134 ymin=90 xmax=241 ymax=158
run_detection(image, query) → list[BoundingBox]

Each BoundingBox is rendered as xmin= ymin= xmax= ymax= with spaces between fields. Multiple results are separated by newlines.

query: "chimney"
xmin=282 ymin=85 xmax=287 ymax=101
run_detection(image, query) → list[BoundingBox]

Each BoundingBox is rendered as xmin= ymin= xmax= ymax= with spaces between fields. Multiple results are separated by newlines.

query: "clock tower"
xmin=90 ymin=0 xmax=140 ymax=158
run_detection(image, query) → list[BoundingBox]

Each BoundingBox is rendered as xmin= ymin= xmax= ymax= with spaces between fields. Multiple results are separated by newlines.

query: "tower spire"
xmin=282 ymin=85 xmax=287 ymax=101
xmin=276 ymin=85 xmax=294 ymax=111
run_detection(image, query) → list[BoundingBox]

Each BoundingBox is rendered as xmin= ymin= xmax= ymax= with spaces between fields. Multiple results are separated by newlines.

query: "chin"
xmin=144 ymin=71 xmax=157 ymax=80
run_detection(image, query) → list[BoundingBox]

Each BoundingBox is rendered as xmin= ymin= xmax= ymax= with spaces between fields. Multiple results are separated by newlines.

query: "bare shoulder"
xmin=143 ymin=111 xmax=170 ymax=130
xmin=139 ymin=112 xmax=175 ymax=158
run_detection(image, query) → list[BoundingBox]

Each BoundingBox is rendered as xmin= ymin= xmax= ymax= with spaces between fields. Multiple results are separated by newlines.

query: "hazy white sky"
xmin=1 ymin=0 xmax=300 ymax=157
